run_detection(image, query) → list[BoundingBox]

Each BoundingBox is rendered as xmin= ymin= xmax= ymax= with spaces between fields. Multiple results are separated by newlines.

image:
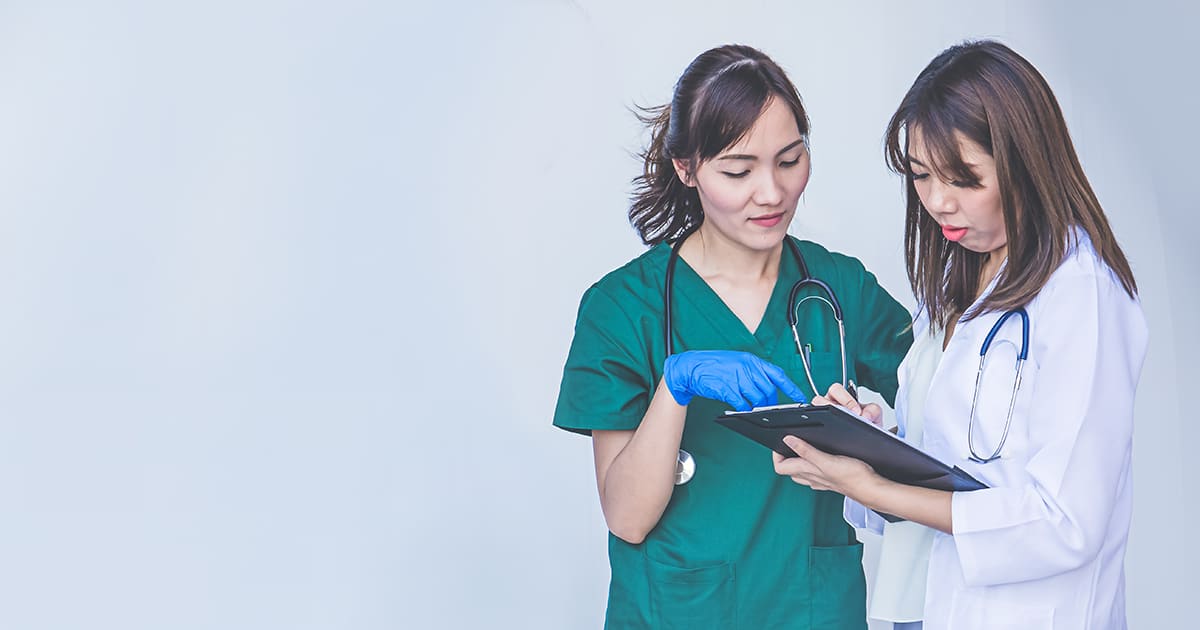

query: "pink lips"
xmin=942 ymin=225 xmax=968 ymax=242
xmin=749 ymin=213 xmax=785 ymax=228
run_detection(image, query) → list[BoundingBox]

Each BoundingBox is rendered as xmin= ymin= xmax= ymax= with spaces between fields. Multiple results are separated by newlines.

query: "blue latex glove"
xmin=663 ymin=350 xmax=808 ymax=411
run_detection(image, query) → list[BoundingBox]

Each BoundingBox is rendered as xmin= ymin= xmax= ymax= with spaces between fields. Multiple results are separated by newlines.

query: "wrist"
xmin=661 ymin=357 xmax=693 ymax=406
xmin=855 ymin=473 xmax=893 ymax=511
xmin=657 ymin=377 xmax=690 ymax=408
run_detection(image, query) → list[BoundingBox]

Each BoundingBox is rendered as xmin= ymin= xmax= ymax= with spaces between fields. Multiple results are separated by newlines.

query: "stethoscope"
xmin=664 ymin=228 xmax=855 ymax=484
xmin=967 ymin=307 xmax=1030 ymax=464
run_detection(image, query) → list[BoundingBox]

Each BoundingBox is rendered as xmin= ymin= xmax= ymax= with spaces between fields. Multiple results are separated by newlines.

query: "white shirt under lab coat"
xmin=845 ymin=230 xmax=1148 ymax=629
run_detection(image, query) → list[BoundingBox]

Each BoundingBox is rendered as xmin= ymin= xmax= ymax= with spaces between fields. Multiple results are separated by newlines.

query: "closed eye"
xmin=721 ymin=170 xmax=751 ymax=179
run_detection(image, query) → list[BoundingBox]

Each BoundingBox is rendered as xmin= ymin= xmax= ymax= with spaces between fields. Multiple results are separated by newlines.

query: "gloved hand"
xmin=663 ymin=350 xmax=808 ymax=411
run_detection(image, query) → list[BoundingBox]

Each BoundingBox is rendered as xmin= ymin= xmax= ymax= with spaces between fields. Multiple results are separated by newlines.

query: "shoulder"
xmin=577 ymin=244 xmax=669 ymax=312
xmin=587 ymin=244 xmax=669 ymax=298
xmin=790 ymin=237 xmax=871 ymax=281
xmin=1028 ymin=228 xmax=1146 ymax=335
xmin=1040 ymin=228 xmax=1135 ymax=303
xmin=790 ymin=237 xmax=903 ymax=306
xmin=1023 ymin=229 xmax=1148 ymax=367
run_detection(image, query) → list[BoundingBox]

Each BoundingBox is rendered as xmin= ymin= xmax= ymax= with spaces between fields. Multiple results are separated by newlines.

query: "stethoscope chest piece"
xmin=675 ymin=449 xmax=695 ymax=485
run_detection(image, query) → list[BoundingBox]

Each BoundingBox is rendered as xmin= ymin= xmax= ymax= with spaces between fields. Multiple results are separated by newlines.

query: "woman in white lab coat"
xmin=773 ymin=40 xmax=1147 ymax=629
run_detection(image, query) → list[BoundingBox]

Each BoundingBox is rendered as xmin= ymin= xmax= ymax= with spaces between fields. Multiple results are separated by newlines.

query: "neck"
xmin=976 ymin=245 xmax=1008 ymax=298
xmin=985 ymin=245 xmax=1008 ymax=276
xmin=680 ymin=223 xmax=783 ymax=281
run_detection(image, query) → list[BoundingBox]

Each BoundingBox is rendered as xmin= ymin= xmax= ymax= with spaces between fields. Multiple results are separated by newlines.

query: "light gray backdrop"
xmin=0 ymin=1 xmax=1194 ymax=628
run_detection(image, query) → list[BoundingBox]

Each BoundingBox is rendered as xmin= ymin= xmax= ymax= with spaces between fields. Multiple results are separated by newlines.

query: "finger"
xmin=810 ymin=395 xmax=830 ymax=406
xmin=706 ymin=379 xmax=752 ymax=411
xmin=700 ymin=379 xmax=748 ymax=412
xmin=788 ymin=475 xmax=814 ymax=488
xmin=740 ymin=369 xmax=776 ymax=409
xmin=730 ymin=397 xmax=752 ymax=412
xmin=774 ymin=454 xmax=821 ymax=477
xmin=782 ymin=435 xmax=826 ymax=463
xmin=825 ymin=383 xmax=862 ymax=415
xmin=863 ymin=403 xmax=884 ymax=425
xmin=758 ymin=360 xmax=808 ymax=404
xmin=755 ymin=383 xmax=779 ymax=408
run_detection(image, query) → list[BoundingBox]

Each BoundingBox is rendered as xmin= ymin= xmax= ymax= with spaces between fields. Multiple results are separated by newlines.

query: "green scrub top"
xmin=554 ymin=236 xmax=912 ymax=629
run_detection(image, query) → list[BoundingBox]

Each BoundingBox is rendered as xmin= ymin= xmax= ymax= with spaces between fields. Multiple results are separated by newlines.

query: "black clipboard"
xmin=715 ymin=403 xmax=987 ymax=522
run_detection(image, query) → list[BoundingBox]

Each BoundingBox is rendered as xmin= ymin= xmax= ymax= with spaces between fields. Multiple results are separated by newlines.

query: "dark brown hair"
xmin=884 ymin=40 xmax=1137 ymax=328
xmin=629 ymin=45 xmax=810 ymax=246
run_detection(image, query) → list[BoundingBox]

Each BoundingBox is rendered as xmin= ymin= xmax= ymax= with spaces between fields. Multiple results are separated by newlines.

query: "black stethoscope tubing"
xmin=661 ymin=226 xmax=847 ymax=485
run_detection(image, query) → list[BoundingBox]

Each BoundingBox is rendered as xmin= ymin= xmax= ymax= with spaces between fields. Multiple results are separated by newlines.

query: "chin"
xmin=743 ymin=228 xmax=789 ymax=250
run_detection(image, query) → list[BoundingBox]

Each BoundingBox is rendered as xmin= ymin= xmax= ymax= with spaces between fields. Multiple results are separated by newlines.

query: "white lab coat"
xmin=846 ymin=230 xmax=1148 ymax=629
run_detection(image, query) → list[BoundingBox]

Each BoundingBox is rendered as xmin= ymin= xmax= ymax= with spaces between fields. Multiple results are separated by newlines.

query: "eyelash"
xmin=722 ymin=158 xmax=802 ymax=179
xmin=911 ymin=172 xmax=977 ymax=188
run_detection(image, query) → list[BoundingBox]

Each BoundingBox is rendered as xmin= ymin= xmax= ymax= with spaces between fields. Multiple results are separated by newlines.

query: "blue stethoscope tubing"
xmin=967 ymin=307 xmax=1030 ymax=463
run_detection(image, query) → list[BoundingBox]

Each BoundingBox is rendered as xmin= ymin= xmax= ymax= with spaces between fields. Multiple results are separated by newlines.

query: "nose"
xmin=922 ymin=179 xmax=956 ymax=216
xmin=752 ymin=168 xmax=785 ymax=207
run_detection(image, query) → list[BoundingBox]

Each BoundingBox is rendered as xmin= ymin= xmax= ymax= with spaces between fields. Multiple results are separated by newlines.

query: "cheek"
xmin=783 ymin=156 xmax=812 ymax=198
xmin=697 ymin=178 xmax=749 ymax=214
xmin=979 ymin=190 xmax=1006 ymax=229
xmin=786 ymin=166 xmax=811 ymax=198
xmin=912 ymin=182 xmax=933 ymax=212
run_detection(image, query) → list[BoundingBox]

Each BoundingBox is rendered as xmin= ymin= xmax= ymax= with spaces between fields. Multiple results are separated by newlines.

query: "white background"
xmin=0 ymin=1 xmax=1195 ymax=628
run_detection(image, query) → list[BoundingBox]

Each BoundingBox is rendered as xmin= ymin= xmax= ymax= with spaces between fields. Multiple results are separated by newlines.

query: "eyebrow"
xmin=717 ymin=139 xmax=806 ymax=161
xmin=906 ymin=156 xmax=979 ymax=169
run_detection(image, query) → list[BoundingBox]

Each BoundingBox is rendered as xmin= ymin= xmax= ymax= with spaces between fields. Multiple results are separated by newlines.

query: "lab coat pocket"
xmin=647 ymin=558 xmax=736 ymax=630
xmin=947 ymin=588 xmax=1053 ymax=629
xmin=807 ymin=543 xmax=868 ymax=629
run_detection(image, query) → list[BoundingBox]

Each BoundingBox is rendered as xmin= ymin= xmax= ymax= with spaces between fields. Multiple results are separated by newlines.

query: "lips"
xmin=942 ymin=225 xmax=968 ymax=242
xmin=749 ymin=212 xmax=785 ymax=228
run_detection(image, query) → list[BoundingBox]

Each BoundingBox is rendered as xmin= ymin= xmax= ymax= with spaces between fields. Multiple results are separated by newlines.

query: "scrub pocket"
xmin=807 ymin=543 xmax=868 ymax=629
xmin=798 ymin=350 xmax=857 ymax=401
xmin=647 ymin=557 xmax=736 ymax=630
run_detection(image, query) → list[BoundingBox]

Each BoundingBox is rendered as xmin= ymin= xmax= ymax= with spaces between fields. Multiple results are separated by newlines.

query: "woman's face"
xmin=908 ymin=129 xmax=1008 ymax=256
xmin=674 ymin=96 xmax=810 ymax=253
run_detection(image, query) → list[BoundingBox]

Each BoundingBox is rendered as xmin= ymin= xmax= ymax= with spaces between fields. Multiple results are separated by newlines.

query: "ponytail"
xmin=628 ymin=104 xmax=702 ymax=246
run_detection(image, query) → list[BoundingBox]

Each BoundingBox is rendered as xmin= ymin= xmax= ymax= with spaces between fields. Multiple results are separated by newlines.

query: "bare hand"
xmin=772 ymin=435 xmax=880 ymax=497
xmin=816 ymin=383 xmax=883 ymax=427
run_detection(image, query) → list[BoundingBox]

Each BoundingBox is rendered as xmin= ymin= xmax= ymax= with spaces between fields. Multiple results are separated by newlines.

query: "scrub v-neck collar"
xmin=670 ymin=241 xmax=797 ymax=358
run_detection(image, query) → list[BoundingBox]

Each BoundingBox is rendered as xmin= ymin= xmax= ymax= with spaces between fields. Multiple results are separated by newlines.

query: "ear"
xmin=672 ymin=158 xmax=696 ymax=188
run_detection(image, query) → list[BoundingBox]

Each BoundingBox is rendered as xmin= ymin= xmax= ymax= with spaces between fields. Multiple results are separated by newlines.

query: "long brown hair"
xmin=630 ymin=45 xmax=810 ymax=246
xmin=884 ymin=40 xmax=1137 ymax=328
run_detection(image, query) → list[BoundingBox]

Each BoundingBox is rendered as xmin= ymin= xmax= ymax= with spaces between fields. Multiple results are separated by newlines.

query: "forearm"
xmin=857 ymin=476 xmax=954 ymax=535
xmin=597 ymin=378 xmax=688 ymax=543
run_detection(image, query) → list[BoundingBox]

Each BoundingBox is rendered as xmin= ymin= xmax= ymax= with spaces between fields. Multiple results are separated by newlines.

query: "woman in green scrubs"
xmin=553 ymin=44 xmax=912 ymax=629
